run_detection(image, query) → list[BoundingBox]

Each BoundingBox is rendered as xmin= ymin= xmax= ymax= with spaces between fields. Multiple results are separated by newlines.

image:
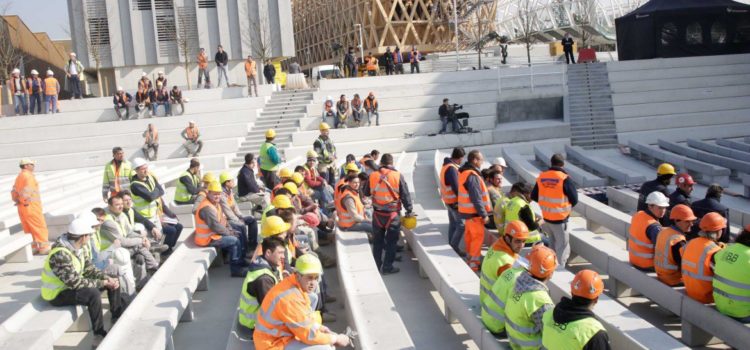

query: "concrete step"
xmin=258 ymin=111 xmax=306 ymax=118
xmin=253 ymin=118 xmax=301 ymax=128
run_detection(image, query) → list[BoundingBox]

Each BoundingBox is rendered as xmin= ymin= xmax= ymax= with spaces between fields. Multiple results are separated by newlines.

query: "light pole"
xmin=453 ymin=0 xmax=459 ymax=71
xmin=354 ymin=23 xmax=365 ymax=66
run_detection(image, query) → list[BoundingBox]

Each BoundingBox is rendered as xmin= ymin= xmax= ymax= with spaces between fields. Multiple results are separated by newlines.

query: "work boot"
xmin=150 ymin=243 xmax=169 ymax=254
xmin=322 ymin=312 xmax=337 ymax=323
xmin=317 ymin=251 xmax=337 ymax=268
xmin=91 ymin=333 xmax=106 ymax=349
xmin=381 ymin=266 xmax=400 ymax=275
xmin=36 ymin=243 xmax=50 ymax=255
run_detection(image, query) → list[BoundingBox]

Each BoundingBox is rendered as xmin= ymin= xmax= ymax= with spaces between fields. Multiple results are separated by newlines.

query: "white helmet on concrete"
xmin=645 ymin=191 xmax=669 ymax=207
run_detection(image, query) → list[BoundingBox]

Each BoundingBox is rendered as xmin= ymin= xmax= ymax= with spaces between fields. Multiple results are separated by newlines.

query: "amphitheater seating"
xmin=628 ymin=140 xmax=730 ymax=186
xmin=533 ymin=145 xmax=606 ymax=187
xmin=0 ymin=296 xmax=92 ymax=349
xmin=688 ymin=139 xmax=750 ymax=163
xmin=744 ymin=174 xmax=750 ymax=198
xmin=564 ymin=145 xmax=647 ymax=185
xmin=716 ymin=138 xmax=750 ymax=153
xmin=0 ymin=233 xmax=33 ymax=263
xmin=658 ymin=139 xmax=750 ymax=177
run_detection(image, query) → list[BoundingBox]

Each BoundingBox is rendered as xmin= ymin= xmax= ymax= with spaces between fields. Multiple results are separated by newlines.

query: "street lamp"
xmin=354 ymin=23 xmax=365 ymax=65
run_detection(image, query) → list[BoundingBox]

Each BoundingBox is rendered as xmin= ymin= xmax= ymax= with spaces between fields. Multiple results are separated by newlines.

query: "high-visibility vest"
xmin=333 ymin=178 xmax=346 ymax=205
xmin=224 ymin=188 xmax=237 ymax=208
xmin=197 ymin=53 xmax=208 ymax=69
xmin=369 ymin=167 xmax=401 ymax=211
xmin=480 ymin=238 xmax=517 ymax=306
xmin=131 ymin=176 xmax=159 ymax=219
xmin=175 ymin=171 xmax=200 ymax=203
xmin=535 ymin=170 xmax=571 ymax=221
xmin=103 ymin=160 xmax=133 ymax=197
xmin=457 ymin=168 xmax=491 ymax=215
xmin=185 ymin=126 xmax=199 ymax=140
xmin=194 ymin=198 xmax=224 ymax=246
xmin=9 ymin=76 xmax=27 ymax=94
xmin=482 ymin=266 xmax=523 ymax=334
xmin=259 ymin=142 xmax=279 ymax=171
xmin=493 ymin=193 xmax=511 ymax=231
xmin=239 ymin=267 xmax=278 ymax=329
xmin=505 ymin=281 xmax=553 ymax=350
xmin=364 ymin=98 xmax=378 ymax=111
xmin=439 ymin=163 xmax=459 ymax=205
xmin=270 ymin=183 xmax=284 ymax=201
xmin=44 ymin=77 xmax=58 ymax=95
xmin=504 ymin=196 xmax=542 ymax=244
xmin=260 ymin=205 xmax=276 ymax=226
xmin=654 ymin=226 xmax=686 ymax=286
xmin=11 ymin=169 xmax=41 ymax=206
xmin=100 ymin=213 xmax=130 ymax=251
xmin=713 ymin=243 xmax=750 ymax=318
xmin=41 ymin=247 xmax=82 ymax=301
xmin=315 ymin=137 xmax=336 ymax=166
xmin=628 ymin=211 xmax=659 ymax=269
xmin=681 ymin=237 xmax=721 ymax=304
xmin=542 ymin=310 xmax=605 ymax=350
xmin=335 ymin=188 xmax=364 ymax=229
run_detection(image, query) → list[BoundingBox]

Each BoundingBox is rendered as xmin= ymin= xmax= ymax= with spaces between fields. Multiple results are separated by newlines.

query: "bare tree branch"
xmin=516 ymin=0 xmax=538 ymax=65
xmin=0 ymin=3 xmax=24 ymax=112
xmin=174 ymin=2 xmax=197 ymax=90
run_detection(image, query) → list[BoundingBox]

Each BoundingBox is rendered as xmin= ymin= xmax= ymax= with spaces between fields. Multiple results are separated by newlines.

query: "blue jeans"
xmin=152 ymin=102 xmax=171 ymax=116
xmin=13 ymin=94 xmax=27 ymax=115
xmin=440 ymin=116 xmax=462 ymax=133
xmin=68 ymin=75 xmax=82 ymax=98
xmin=372 ymin=211 xmax=400 ymax=271
xmin=162 ymin=222 xmax=182 ymax=250
xmin=29 ymin=94 xmax=42 ymax=114
xmin=312 ymin=186 xmax=334 ymax=216
xmin=217 ymin=65 xmax=229 ymax=87
xmin=210 ymin=236 xmax=244 ymax=272
xmin=44 ymin=95 xmax=58 ymax=113
xmin=340 ymin=222 xmax=373 ymax=233
xmin=231 ymin=216 xmax=259 ymax=252
xmin=367 ymin=110 xmax=380 ymax=126
xmin=447 ymin=206 xmax=465 ymax=252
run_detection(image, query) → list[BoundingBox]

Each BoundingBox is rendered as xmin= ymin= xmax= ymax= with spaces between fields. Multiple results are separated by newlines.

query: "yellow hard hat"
xmin=202 ymin=172 xmax=216 ymax=183
xmin=401 ymin=215 xmax=417 ymax=230
xmin=345 ymin=162 xmax=360 ymax=173
xmin=295 ymin=253 xmax=323 ymax=275
xmin=272 ymin=194 xmax=293 ymax=209
xmin=219 ymin=171 xmax=233 ymax=184
xmin=291 ymin=172 xmax=305 ymax=186
xmin=279 ymin=168 xmax=293 ymax=179
xmin=261 ymin=215 xmax=291 ymax=238
xmin=207 ymin=181 xmax=222 ymax=193
xmin=265 ymin=129 xmax=276 ymax=139
xmin=657 ymin=163 xmax=676 ymax=176
xmin=283 ymin=182 xmax=299 ymax=195
xmin=319 ymin=122 xmax=330 ymax=131
xmin=306 ymin=150 xmax=319 ymax=159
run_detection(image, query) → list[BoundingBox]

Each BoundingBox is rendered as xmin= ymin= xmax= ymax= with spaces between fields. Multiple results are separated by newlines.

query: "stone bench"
xmin=687 ymin=138 xmax=750 ymax=164
xmin=0 ymin=296 xmax=92 ymax=349
xmin=628 ymin=140 xmax=730 ymax=187
xmin=659 ymin=139 xmax=750 ymax=177
xmin=97 ymin=232 xmax=216 ymax=350
xmin=534 ymin=145 xmax=606 ymax=187
xmin=605 ymin=187 xmax=639 ymax=214
xmin=501 ymin=148 xmax=540 ymax=184
xmin=565 ymin=145 xmax=647 ymax=185
xmin=716 ymin=138 xmax=750 ymax=153
xmin=0 ymin=233 xmax=33 ymax=263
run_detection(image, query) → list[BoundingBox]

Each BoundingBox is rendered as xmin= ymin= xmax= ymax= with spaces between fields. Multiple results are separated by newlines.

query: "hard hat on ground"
xmin=319 ymin=122 xmax=330 ymax=131
xmin=699 ymin=212 xmax=727 ymax=232
xmin=401 ymin=215 xmax=417 ymax=230
xmin=571 ymin=269 xmax=604 ymax=300
xmin=504 ymin=220 xmax=530 ymax=241
xmin=291 ymin=172 xmax=304 ymax=186
xmin=19 ymin=158 xmax=35 ymax=166
xmin=279 ymin=168 xmax=293 ymax=179
xmin=68 ymin=217 xmax=96 ymax=236
xmin=207 ymin=181 xmax=222 ymax=193
xmin=526 ymin=245 xmax=557 ymax=279
xmin=132 ymin=158 xmax=148 ymax=169
xmin=261 ymin=215 xmax=291 ymax=238
xmin=295 ymin=254 xmax=323 ymax=275
xmin=219 ymin=171 xmax=232 ymax=184
xmin=344 ymin=163 xmax=360 ymax=173
xmin=657 ymin=163 xmax=676 ymax=176
xmin=272 ymin=194 xmax=293 ymax=209
xmin=306 ymin=150 xmax=319 ymax=159
xmin=645 ymin=191 xmax=669 ymax=207
xmin=265 ymin=129 xmax=276 ymax=139
xmin=670 ymin=204 xmax=697 ymax=221
xmin=675 ymin=173 xmax=695 ymax=186
xmin=202 ymin=172 xmax=216 ymax=183
xmin=283 ymin=182 xmax=299 ymax=195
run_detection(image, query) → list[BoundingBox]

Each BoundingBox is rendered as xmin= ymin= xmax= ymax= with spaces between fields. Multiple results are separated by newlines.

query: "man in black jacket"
xmin=562 ymin=33 xmax=576 ymax=64
xmin=344 ymin=47 xmax=356 ymax=77
xmin=237 ymin=153 xmax=270 ymax=210
xmin=691 ymin=184 xmax=731 ymax=242
xmin=263 ymin=60 xmax=276 ymax=85
xmin=215 ymin=45 xmax=229 ymax=87
xmin=438 ymin=98 xmax=462 ymax=134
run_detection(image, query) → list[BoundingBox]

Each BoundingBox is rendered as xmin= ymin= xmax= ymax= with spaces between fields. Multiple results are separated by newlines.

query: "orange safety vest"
xmin=245 ymin=60 xmax=257 ymax=77
xmin=194 ymin=198 xmax=224 ymax=246
xmin=12 ymin=169 xmax=49 ymax=243
xmin=197 ymin=53 xmax=208 ymax=69
xmin=366 ymin=57 xmax=377 ymax=71
xmin=457 ymin=168 xmax=491 ymax=215
xmin=369 ymin=167 xmax=401 ymax=211
xmin=654 ymin=226 xmax=686 ymax=286
xmin=535 ymin=170 xmax=572 ymax=221
xmin=439 ymin=162 xmax=459 ymax=205
xmin=9 ymin=77 xmax=27 ymax=94
xmin=186 ymin=126 xmax=199 ymax=140
xmin=335 ymin=188 xmax=364 ymax=229
xmin=44 ymin=77 xmax=58 ymax=95
xmin=681 ymin=237 xmax=721 ymax=304
xmin=333 ymin=178 xmax=346 ymax=204
xmin=270 ymin=183 xmax=284 ymax=201
xmin=364 ymin=98 xmax=378 ymax=110
xmin=628 ymin=211 xmax=659 ymax=269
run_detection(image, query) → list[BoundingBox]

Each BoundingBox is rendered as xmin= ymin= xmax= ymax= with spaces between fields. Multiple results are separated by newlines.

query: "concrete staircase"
xmin=566 ymin=63 xmax=618 ymax=149
xmin=230 ymin=89 xmax=316 ymax=166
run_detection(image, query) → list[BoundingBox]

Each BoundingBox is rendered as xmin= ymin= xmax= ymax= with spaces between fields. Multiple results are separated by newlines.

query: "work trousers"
xmin=259 ymin=168 xmax=280 ymax=189
xmin=246 ymin=76 xmax=258 ymax=96
xmin=372 ymin=211 xmax=400 ymax=271
xmin=68 ymin=75 xmax=82 ymax=98
xmin=114 ymin=104 xmax=130 ymax=120
xmin=217 ymin=65 xmax=229 ymax=87
xmin=319 ymin=166 xmax=336 ymax=187
xmin=171 ymin=100 xmax=185 ymax=115
xmin=366 ymin=110 xmax=379 ymax=126
xmin=410 ymin=61 xmax=420 ymax=73
xmin=238 ymin=192 xmax=270 ymax=209
xmin=447 ymin=205 xmax=465 ymax=253
xmin=13 ymin=94 xmax=27 ymax=115
xmin=542 ymin=221 xmax=570 ymax=266
xmin=161 ymin=222 xmax=182 ymax=250
xmin=29 ymin=93 xmax=42 ymax=114
xmin=210 ymin=236 xmax=244 ymax=274
xmin=183 ymin=140 xmax=203 ymax=156
xmin=198 ymin=68 xmax=210 ymax=87
xmin=44 ymin=95 xmax=58 ymax=113
xmin=152 ymin=101 xmax=171 ymax=116
xmin=142 ymin=143 xmax=158 ymax=161
xmin=49 ymin=287 xmax=124 ymax=336
xmin=464 ymin=216 xmax=485 ymax=260
xmin=564 ymin=50 xmax=576 ymax=64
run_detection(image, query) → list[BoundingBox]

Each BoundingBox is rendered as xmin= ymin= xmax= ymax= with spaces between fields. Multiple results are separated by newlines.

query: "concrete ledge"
xmin=617 ymin=122 xmax=750 ymax=147
xmin=0 ymin=233 xmax=33 ymax=263
xmin=0 ymin=297 xmax=89 ymax=350
xmin=687 ymin=139 xmax=750 ymax=163
xmin=611 ymin=74 xmax=750 ymax=94
xmin=501 ymin=148 xmax=540 ymax=184
xmin=612 ymin=85 xmax=750 ymax=106
xmin=628 ymin=140 xmax=730 ymax=187
xmin=716 ymin=138 xmax=750 ymax=153
xmin=659 ymin=139 xmax=750 ymax=177
xmin=606 ymin=54 xmax=750 ymax=73
xmin=534 ymin=145 xmax=606 ymax=187
xmin=614 ymin=96 xmax=750 ymax=119
xmin=606 ymin=187 xmax=639 ymax=214
xmin=565 ymin=145 xmax=646 ymax=185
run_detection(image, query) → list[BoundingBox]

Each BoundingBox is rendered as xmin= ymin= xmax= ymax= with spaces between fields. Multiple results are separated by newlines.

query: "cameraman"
xmin=438 ymin=98 xmax=463 ymax=134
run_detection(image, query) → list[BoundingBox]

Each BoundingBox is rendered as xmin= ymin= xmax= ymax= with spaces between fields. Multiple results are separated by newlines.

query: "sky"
xmin=2 ymin=0 xmax=70 ymax=40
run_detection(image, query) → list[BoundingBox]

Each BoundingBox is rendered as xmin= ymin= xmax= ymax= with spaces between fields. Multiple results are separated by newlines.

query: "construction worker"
xmin=238 ymin=236 xmax=284 ymax=331
xmin=181 ymin=121 xmax=203 ymax=157
xmin=542 ymin=270 xmax=611 ymax=350
xmin=532 ymin=153 xmax=577 ymax=266
xmin=254 ymin=254 xmax=351 ymax=349
xmin=9 ymin=68 xmax=28 ymax=115
xmin=100 ymin=196 xmax=164 ymax=276
xmin=482 ymin=262 xmax=524 ymax=336
xmin=364 ymin=153 xmax=413 ymax=275
xmin=504 ymin=182 xmax=544 ymax=246
xmin=42 ymin=215 xmax=123 ymax=347
xmin=244 ymin=55 xmax=258 ymax=97
xmin=480 ymin=221 xmax=528 ymax=322
xmin=335 ymin=163 xmax=361 ymax=203
xmin=102 ymin=147 xmax=134 ymax=202
xmin=484 ymin=168 xmax=505 ymax=230
xmin=262 ymin=194 xmax=296 ymax=226
xmin=637 ymin=163 xmax=675 ymax=214
xmin=191 ymin=172 xmax=217 ymax=214
xmin=197 ymin=48 xmax=211 ymax=88
xmin=654 ymin=204 xmax=696 ymax=286
xmin=270 ymin=168 xmax=294 ymax=200
xmin=338 ymin=154 xmax=364 ymax=178
xmin=44 ymin=70 xmax=60 ymax=114
xmin=27 ymin=69 xmax=44 ymax=115
xmin=691 ymin=184 xmax=730 ymax=242
xmin=682 ymin=212 xmax=726 ymax=304
xmin=12 ymin=158 xmax=50 ymax=254
xmin=174 ymin=158 xmax=202 ymax=205
xmin=713 ymin=226 xmax=750 ymax=322
xmin=303 ymin=150 xmax=334 ymax=209
xmin=314 ymin=123 xmax=337 ymax=186
xmin=628 ymin=191 xmax=669 ymax=270
xmin=118 ymin=190 xmax=163 ymax=247
xmin=259 ymin=215 xmax=296 ymax=275
xmin=259 ymin=129 xmax=282 ymax=188
xmin=129 ymin=158 xmax=165 ymax=227
xmin=504 ymin=245 xmax=558 ymax=349
xmin=237 ymin=153 xmax=271 ymax=209
xmin=335 ymin=173 xmax=370 ymax=232
xmin=669 ymin=173 xmax=694 ymax=209
xmin=220 ymin=171 xmax=259 ymax=252
xmin=194 ymin=180 xmax=248 ymax=277
xmin=440 ymin=147 xmax=466 ymax=254
xmin=458 ymin=150 xmax=491 ymax=271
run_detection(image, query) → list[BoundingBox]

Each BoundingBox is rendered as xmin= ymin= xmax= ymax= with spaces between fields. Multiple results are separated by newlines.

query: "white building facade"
xmin=67 ymin=0 xmax=294 ymax=95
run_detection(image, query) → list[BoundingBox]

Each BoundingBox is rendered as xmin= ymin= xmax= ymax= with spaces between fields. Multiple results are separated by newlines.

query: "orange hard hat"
xmin=669 ymin=204 xmax=697 ymax=221
xmin=571 ymin=269 xmax=604 ymax=300
xmin=675 ymin=173 xmax=695 ymax=186
xmin=526 ymin=245 xmax=557 ymax=279
xmin=699 ymin=212 xmax=727 ymax=232
xmin=504 ymin=220 xmax=530 ymax=241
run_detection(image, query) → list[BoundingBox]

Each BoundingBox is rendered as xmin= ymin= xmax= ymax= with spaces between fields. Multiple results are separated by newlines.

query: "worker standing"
xmin=458 ymin=150 xmax=491 ymax=272
xmin=174 ymin=158 xmax=202 ymax=205
xmin=12 ymin=158 xmax=50 ymax=254
xmin=542 ymin=270 xmax=611 ymax=350
xmin=682 ymin=212 xmax=725 ymax=304
xmin=637 ymin=163 xmax=675 ymax=213
xmin=504 ymin=182 xmax=544 ymax=246
xmin=628 ymin=191 xmax=669 ymax=270
xmin=532 ymin=153 xmax=577 ymax=266
xmin=654 ymin=204 xmax=696 ymax=286
xmin=504 ymin=245 xmax=558 ymax=350
xmin=238 ymin=236 xmax=284 ymax=331
xmin=102 ymin=147 xmax=134 ymax=202
xmin=43 ymin=70 xmax=60 ymax=114
xmin=365 ymin=153 xmax=413 ymax=275
xmin=259 ymin=129 xmax=282 ymax=189
xmin=440 ymin=147 xmax=466 ymax=254
xmin=713 ymin=226 xmax=750 ymax=322
xmin=244 ymin=55 xmax=259 ymax=97
xmin=254 ymin=254 xmax=351 ymax=349
xmin=480 ymin=221 xmax=528 ymax=316
xmin=314 ymin=123 xmax=337 ymax=186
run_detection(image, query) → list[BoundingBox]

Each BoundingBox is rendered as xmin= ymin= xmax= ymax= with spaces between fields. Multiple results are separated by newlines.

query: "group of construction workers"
xmin=630 ymin=163 xmax=750 ymax=322
xmin=7 ymin=67 xmax=62 ymax=115
xmin=322 ymin=92 xmax=381 ymax=129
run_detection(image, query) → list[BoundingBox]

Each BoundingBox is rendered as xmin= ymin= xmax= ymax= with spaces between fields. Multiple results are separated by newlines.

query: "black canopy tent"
xmin=615 ymin=0 xmax=750 ymax=60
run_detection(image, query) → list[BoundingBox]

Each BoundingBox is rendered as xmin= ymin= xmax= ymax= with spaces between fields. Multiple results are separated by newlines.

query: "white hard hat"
xmin=132 ymin=157 xmax=148 ymax=169
xmin=47 ymin=70 xmax=54 ymax=76
xmin=494 ymin=157 xmax=507 ymax=168
xmin=70 ymin=52 xmax=77 ymax=57
xmin=30 ymin=69 xmax=38 ymax=75
xmin=645 ymin=191 xmax=669 ymax=207
xmin=326 ymin=95 xmax=332 ymax=101
xmin=68 ymin=215 xmax=97 ymax=236
xmin=158 ymin=71 xmax=164 ymax=75
xmin=77 ymin=211 xmax=100 ymax=228
xmin=142 ymin=72 xmax=148 ymax=77
xmin=12 ymin=68 xmax=19 ymax=74
xmin=117 ymin=86 xmax=123 ymax=91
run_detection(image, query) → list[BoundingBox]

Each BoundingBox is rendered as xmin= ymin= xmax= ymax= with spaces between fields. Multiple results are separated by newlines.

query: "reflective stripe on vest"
xmin=654 ymin=227 xmax=686 ymax=286
xmin=369 ymin=168 xmax=401 ymax=211
xmin=480 ymin=244 xmax=515 ymax=305
xmin=41 ymin=247 xmax=82 ymax=301
xmin=131 ymin=176 xmax=158 ymax=219
xmin=104 ymin=161 xmax=133 ymax=195
xmin=542 ymin=310 xmax=605 ymax=350
xmin=628 ymin=211 xmax=659 ymax=269
xmin=238 ymin=268 xmax=278 ymax=329
xmin=44 ymin=77 xmax=57 ymax=95
xmin=682 ymin=237 xmax=721 ymax=303
xmin=174 ymin=171 xmax=200 ymax=203
xmin=457 ymin=168 xmax=491 ymax=215
xmin=481 ymin=267 xmax=523 ymax=334
xmin=335 ymin=189 xmax=364 ymax=229
xmin=505 ymin=286 xmax=551 ymax=350
xmin=194 ymin=199 xmax=223 ymax=246
xmin=504 ymin=196 xmax=542 ymax=244
xmin=100 ymin=213 xmax=129 ymax=251
xmin=439 ymin=163 xmax=459 ymax=205
xmin=713 ymin=243 xmax=750 ymax=318
xmin=535 ymin=170 xmax=571 ymax=221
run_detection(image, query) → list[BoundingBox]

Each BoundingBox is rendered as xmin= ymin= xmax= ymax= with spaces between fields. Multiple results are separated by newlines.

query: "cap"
xmin=306 ymin=150 xmax=319 ymax=159
xmin=675 ymin=173 xmax=695 ymax=186
xmin=132 ymin=158 xmax=148 ymax=169
xmin=645 ymin=191 xmax=669 ymax=207
xmin=301 ymin=212 xmax=320 ymax=227
xmin=19 ymin=158 xmax=35 ymax=166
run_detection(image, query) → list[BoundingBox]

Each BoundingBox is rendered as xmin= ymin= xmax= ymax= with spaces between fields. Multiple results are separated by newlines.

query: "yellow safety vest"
xmin=41 ymin=247 xmax=82 ymax=301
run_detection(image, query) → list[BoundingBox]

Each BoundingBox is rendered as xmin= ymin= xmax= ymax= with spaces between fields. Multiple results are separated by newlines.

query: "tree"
xmin=245 ymin=3 xmax=273 ymax=84
xmin=516 ymin=0 xmax=539 ymax=65
xmin=175 ymin=3 xmax=197 ymax=90
xmin=0 ymin=6 xmax=24 ymax=113
xmin=85 ymin=27 xmax=105 ymax=97
xmin=573 ymin=0 xmax=597 ymax=48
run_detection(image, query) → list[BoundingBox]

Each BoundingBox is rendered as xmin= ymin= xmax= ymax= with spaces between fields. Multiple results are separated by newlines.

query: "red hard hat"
xmin=301 ymin=212 xmax=321 ymax=228
xmin=675 ymin=173 xmax=695 ymax=186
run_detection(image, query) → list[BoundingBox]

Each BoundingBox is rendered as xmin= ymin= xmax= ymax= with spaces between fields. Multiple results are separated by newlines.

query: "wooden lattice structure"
xmin=292 ymin=0 xmax=498 ymax=68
